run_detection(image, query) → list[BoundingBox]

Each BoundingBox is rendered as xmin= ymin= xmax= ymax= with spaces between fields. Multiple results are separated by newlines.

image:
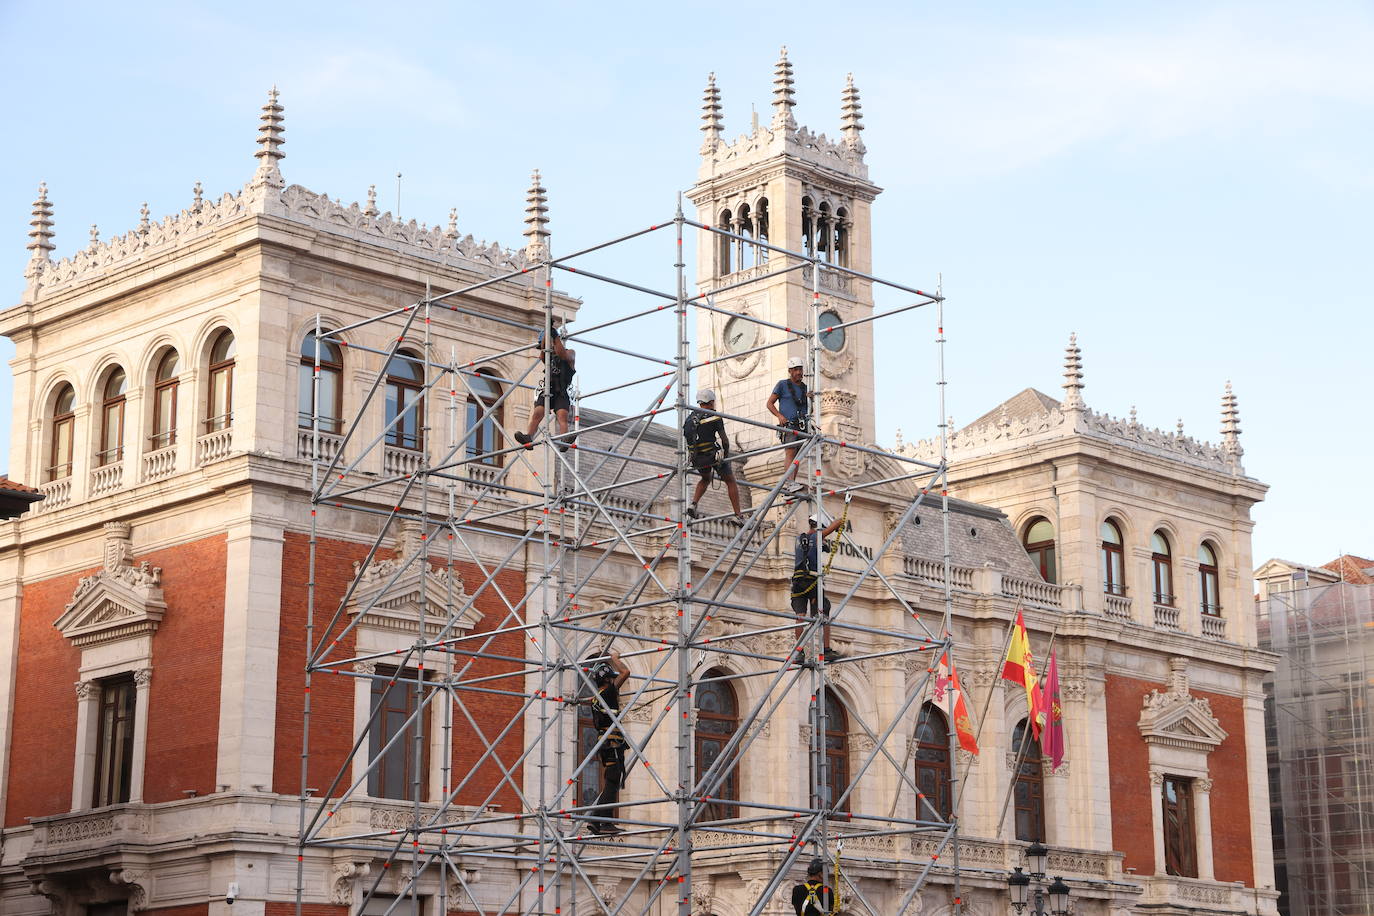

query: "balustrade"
xmin=142 ymin=446 xmax=176 ymax=482
xmin=1103 ymin=592 xmax=1133 ymax=621
xmin=36 ymin=478 xmax=71 ymax=512
xmin=89 ymin=463 xmax=123 ymax=496
xmin=297 ymin=429 xmax=344 ymax=463
xmin=1200 ymin=614 xmax=1227 ymax=640
xmin=195 ymin=427 xmax=233 ymax=466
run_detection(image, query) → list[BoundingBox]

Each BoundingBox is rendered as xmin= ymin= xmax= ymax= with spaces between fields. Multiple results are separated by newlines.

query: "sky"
xmin=0 ymin=0 xmax=1369 ymax=571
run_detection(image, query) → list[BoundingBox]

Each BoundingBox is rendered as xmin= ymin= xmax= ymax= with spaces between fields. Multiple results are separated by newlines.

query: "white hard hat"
xmin=787 ymin=356 xmax=805 ymax=369
xmin=697 ymin=388 xmax=716 ymax=404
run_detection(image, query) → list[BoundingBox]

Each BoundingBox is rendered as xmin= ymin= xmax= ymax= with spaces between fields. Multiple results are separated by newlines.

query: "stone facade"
xmin=0 ymin=60 xmax=1277 ymax=916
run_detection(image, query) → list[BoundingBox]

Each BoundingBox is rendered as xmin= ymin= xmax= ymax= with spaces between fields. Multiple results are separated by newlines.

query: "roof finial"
xmin=88 ymin=224 xmax=100 ymax=251
xmin=444 ymin=207 xmax=458 ymax=242
xmin=523 ymin=169 xmax=550 ymax=262
xmin=192 ymin=180 xmax=204 ymax=212
xmin=24 ymin=182 xmax=55 ymax=279
xmin=701 ymin=72 xmax=723 ymax=154
xmin=363 ymin=184 xmax=379 ymax=218
xmin=1220 ymin=380 xmax=1243 ymax=470
xmin=1176 ymin=418 xmax=1185 ymax=437
xmin=1129 ymin=405 xmax=1138 ymax=425
xmin=1061 ymin=332 xmax=1085 ymax=411
xmin=770 ymin=46 xmax=797 ymax=131
xmin=251 ymin=86 xmax=285 ymax=189
xmin=138 ymin=202 xmax=151 ymax=233
xmin=840 ymin=73 xmax=866 ymax=154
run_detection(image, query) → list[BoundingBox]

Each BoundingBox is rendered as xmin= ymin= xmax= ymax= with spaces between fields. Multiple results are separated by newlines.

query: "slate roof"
xmin=963 ymin=388 xmax=1061 ymax=432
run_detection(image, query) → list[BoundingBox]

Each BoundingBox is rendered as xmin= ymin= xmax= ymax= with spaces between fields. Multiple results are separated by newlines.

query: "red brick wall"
xmin=4 ymin=534 xmax=227 ymax=825
xmin=1105 ymin=673 xmax=1254 ymax=885
xmin=1196 ymin=686 xmax=1254 ymax=885
xmin=273 ymin=532 xmax=525 ymax=810
xmin=264 ymin=904 xmax=346 ymax=916
xmin=146 ymin=904 xmax=209 ymax=916
xmin=143 ymin=535 xmax=226 ymax=802
xmin=5 ymin=567 xmax=85 ymax=825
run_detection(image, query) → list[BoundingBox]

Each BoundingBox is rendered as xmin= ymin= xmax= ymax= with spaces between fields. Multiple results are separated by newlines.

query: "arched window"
xmin=801 ymin=197 xmax=815 ymax=258
xmin=205 ymin=330 xmax=236 ymax=433
xmin=816 ymin=203 xmax=832 ymax=262
xmin=1100 ymin=519 xmax=1125 ymax=596
xmin=298 ymin=331 xmax=343 ymax=434
xmin=755 ymin=198 xmax=770 ymax=264
xmin=913 ymin=703 xmax=952 ymax=820
xmin=1198 ymin=543 xmax=1221 ymax=617
xmin=812 ymin=689 xmax=850 ymax=814
xmin=465 ymin=369 xmax=503 ymax=465
xmin=695 ymin=670 xmax=740 ymax=822
xmin=1151 ymin=531 xmax=1174 ymax=606
xmin=576 ymin=701 xmax=603 ymax=809
xmin=717 ymin=210 xmax=733 ymax=275
xmin=49 ymin=384 xmax=76 ymax=481
xmin=736 ymin=203 xmax=753 ymax=271
xmin=835 ymin=207 xmax=849 ymax=268
xmin=1011 ymin=718 xmax=1046 ymax=842
xmin=97 ymin=368 xmax=127 ymax=467
xmin=385 ymin=350 xmax=424 ymax=451
xmin=1023 ymin=518 xmax=1057 ymax=584
xmin=150 ymin=350 xmax=179 ymax=450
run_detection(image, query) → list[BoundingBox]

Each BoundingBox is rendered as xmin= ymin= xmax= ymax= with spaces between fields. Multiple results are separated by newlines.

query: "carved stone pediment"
xmin=1138 ymin=658 xmax=1227 ymax=753
xmin=55 ymin=523 xmax=165 ymax=648
xmin=348 ymin=521 xmax=482 ymax=635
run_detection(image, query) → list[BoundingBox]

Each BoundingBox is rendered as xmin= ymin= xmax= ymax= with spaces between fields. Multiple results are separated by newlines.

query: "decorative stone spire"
xmin=523 ymin=169 xmax=550 ymax=262
xmin=192 ymin=180 xmax=204 ymax=211
xmin=251 ymin=87 xmax=285 ymax=189
xmin=1061 ymin=332 xmax=1085 ymax=411
xmin=138 ymin=202 xmax=151 ymax=233
xmin=88 ymin=224 xmax=100 ymax=251
xmin=1176 ymin=418 xmax=1185 ymax=437
xmin=1220 ymin=381 xmax=1243 ymax=469
xmin=701 ymin=72 xmax=723 ymax=153
xmin=363 ymin=184 xmax=379 ymax=218
xmin=443 ymin=207 xmax=458 ymax=242
xmin=840 ymin=73 xmax=866 ymax=154
xmin=770 ymin=47 xmax=797 ymax=131
xmin=25 ymin=182 xmax=55 ymax=278
xmin=1129 ymin=405 xmax=1138 ymax=425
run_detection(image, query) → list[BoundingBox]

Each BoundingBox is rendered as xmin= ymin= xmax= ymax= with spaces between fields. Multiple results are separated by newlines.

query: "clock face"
xmin=818 ymin=309 xmax=846 ymax=352
xmin=723 ymin=316 xmax=758 ymax=354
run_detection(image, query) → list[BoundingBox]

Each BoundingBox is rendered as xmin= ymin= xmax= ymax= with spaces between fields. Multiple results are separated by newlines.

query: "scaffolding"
xmin=1260 ymin=579 xmax=1374 ymax=916
xmin=294 ymin=201 xmax=961 ymax=916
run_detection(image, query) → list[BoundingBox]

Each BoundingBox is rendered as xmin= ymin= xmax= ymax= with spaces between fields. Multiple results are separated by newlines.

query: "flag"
xmin=935 ymin=650 xmax=979 ymax=755
xmin=1040 ymin=651 xmax=1065 ymax=768
xmin=1000 ymin=607 xmax=1043 ymax=737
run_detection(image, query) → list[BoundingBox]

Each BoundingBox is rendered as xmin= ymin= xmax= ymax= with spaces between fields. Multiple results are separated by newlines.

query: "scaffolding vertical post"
xmin=936 ymin=276 xmax=963 ymax=914
xmin=674 ymin=196 xmax=694 ymax=916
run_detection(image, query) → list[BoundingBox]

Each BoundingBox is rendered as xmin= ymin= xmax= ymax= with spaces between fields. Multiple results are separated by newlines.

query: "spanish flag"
xmin=936 ymin=651 xmax=980 ymax=755
xmin=1000 ymin=607 xmax=1043 ymax=738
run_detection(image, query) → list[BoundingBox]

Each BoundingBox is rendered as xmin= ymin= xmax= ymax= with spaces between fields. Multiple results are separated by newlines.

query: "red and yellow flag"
xmin=1040 ymin=650 xmax=1066 ymax=768
xmin=1000 ymin=607 xmax=1043 ymax=737
xmin=935 ymin=650 xmax=979 ymax=755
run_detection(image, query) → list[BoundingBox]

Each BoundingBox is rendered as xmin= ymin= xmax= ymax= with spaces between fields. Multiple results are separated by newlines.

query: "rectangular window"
xmin=93 ymin=675 xmax=136 ymax=807
xmin=1162 ymin=775 xmax=1198 ymax=878
xmin=368 ymin=668 xmax=428 ymax=800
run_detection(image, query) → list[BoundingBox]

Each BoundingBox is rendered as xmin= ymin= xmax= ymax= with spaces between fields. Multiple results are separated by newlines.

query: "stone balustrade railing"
xmin=89 ymin=463 xmax=123 ymax=496
xmin=37 ymin=478 xmax=72 ymax=513
xmin=1103 ymin=593 xmax=1133 ymax=621
xmin=297 ymin=429 xmax=344 ymax=464
xmin=1001 ymin=574 xmax=1065 ymax=609
xmin=142 ymin=445 xmax=176 ymax=482
xmin=1153 ymin=603 xmax=1181 ymax=631
xmin=196 ymin=427 xmax=233 ymax=466
xmin=1201 ymin=614 xmax=1227 ymax=640
xmin=383 ymin=446 xmax=424 ymax=477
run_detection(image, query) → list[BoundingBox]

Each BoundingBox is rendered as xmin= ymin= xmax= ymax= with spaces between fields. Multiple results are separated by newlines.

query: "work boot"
xmin=514 ymin=431 xmax=534 ymax=449
xmin=686 ymin=505 xmax=700 ymax=519
xmin=823 ymin=647 xmax=846 ymax=663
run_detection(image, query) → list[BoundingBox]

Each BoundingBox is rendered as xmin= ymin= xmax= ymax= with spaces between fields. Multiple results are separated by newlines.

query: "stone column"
xmin=72 ymin=680 xmax=99 ymax=809
xmin=352 ymin=661 xmax=377 ymax=795
xmin=1243 ymin=674 xmax=1277 ymax=889
xmin=1195 ymin=777 xmax=1215 ymax=880
xmin=1149 ymin=769 xmax=1165 ymax=875
xmin=129 ymin=668 xmax=153 ymax=803
xmin=71 ymin=403 xmax=93 ymax=502
xmin=0 ymin=571 xmax=22 ymax=825
xmin=215 ymin=515 xmax=284 ymax=790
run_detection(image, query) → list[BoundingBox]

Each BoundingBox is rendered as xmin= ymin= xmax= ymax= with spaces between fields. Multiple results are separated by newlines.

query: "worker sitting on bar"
xmin=766 ymin=355 xmax=812 ymax=497
xmin=792 ymin=511 xmax=847 ymax=664
xmin=515 ymin=325 xmax=576 ymax=452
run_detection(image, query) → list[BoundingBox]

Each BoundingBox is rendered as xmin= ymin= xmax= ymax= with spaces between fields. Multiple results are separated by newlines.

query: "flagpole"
xmin=992 ymin=621 xmax=1063 ymax=838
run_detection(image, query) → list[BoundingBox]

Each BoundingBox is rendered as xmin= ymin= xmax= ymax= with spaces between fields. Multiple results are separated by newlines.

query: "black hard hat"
xmin=807 ymin=858 xmax=824 ymax=876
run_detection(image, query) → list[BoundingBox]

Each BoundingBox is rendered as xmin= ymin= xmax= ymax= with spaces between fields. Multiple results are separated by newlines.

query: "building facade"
xmin=1 ymin=55 xmax=1277 ymax=916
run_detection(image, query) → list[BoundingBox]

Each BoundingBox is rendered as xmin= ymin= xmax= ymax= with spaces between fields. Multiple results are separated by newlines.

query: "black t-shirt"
xmin=591 ymin=680 xmax=620 ymax=731
xmin=791 ymin=880 xmax=832 ymax=916
xmin=546 ymin=353 xmax=575 ymax=396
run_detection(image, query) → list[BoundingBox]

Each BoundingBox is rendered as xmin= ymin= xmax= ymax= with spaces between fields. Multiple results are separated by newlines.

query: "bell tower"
xmin=687 ymin=50 xmax=882 ymax=460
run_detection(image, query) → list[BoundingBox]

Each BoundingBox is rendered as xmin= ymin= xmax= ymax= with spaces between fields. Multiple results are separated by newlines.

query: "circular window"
xmin=818 ymin=309 xmax=845 ymax=352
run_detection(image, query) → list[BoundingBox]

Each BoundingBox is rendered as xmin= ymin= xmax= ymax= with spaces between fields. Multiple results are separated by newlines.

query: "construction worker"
xmin=791 ymin=859 xmax=834 ymax=916
xmin=765 ymin=355 xmax=812 ymax=496
xmin=515 ymin=325 xmax=576 ymax=452
xmin=586 ymin=649 xmax=630 ymax=835
xmin=684 ymin=389 xmax=745 ymax=523
xmin=792 ymin=511 xmax=847 ymax=663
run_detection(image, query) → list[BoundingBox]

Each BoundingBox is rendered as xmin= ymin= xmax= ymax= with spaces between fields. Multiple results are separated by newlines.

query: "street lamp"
xmin=1007 ymin=844 xmax=1070 ymax=915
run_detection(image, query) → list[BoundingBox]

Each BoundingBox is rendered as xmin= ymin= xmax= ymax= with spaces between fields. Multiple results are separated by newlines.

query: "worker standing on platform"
xmin=587 ymin=649 xmax=630 ymax=835
xmin=685 ymin=389 xmax=746 ymax=524
xmin=792 ymin=508 xmax=847 ymax=663
xmin=791 ymin=859 xmax=835 ymax=916
xmin=766 ymin=356 xmax=812 ymax=496
xmin=515 ymin=325 xmax=576 ymax=452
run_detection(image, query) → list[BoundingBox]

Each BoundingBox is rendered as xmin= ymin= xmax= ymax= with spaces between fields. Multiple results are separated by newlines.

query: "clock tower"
xmin=687 ymin=50 xmax=882 ymax=474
